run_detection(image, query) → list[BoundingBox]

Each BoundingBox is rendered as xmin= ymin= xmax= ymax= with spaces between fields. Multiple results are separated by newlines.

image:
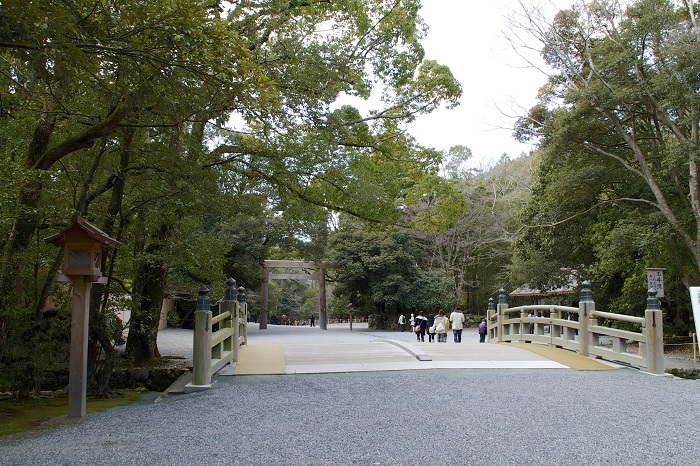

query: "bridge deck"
xmin=217 ymin=324 xmax=616 ymax=375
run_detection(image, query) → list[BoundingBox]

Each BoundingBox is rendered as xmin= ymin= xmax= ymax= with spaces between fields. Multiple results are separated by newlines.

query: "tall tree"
xmin=511 ymin=0 xmax=700 ymax=286
xmin=504 ymin=0 xmax=700 ymax=330
xmin=329 ymin=225 xmax=453 ymax=324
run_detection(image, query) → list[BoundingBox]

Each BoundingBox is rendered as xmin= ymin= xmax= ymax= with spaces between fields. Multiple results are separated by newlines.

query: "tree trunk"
xmin=86 ymin=127 xmax=133 ymax=395
xmin=124 ymin=222 xmax=170 ymax=365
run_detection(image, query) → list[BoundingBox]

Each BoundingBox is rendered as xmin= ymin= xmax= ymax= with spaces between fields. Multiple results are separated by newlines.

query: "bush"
xmin=664 ymin=317 xmax=690 ymax=337
xmin=0 ymin=307 xmax=70 ymax=398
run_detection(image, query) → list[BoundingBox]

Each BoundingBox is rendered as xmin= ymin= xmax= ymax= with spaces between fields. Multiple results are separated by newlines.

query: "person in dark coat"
xmin=414 ymin=311 xmax=428 ymax=342
xmin=426 ymin=314 xmax=436 ymax=342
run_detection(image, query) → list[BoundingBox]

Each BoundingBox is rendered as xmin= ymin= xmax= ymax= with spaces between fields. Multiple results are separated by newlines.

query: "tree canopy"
xmin=0 ymin=0 xmax=462 ymax=395
xmin=510 ymin=0 xmax=699 ymax=326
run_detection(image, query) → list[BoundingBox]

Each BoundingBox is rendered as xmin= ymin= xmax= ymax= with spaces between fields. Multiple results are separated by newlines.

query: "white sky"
xmin=407 ymin=0 xmax=569 ymax=167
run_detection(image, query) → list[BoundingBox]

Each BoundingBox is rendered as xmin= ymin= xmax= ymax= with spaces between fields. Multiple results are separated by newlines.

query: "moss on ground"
xmin=0 ymin=389 xmax=147 ymax=437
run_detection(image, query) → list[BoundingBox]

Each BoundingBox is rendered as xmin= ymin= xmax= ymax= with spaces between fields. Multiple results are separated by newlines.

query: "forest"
xmin=1 ymin=0 xmax=698 ymax=397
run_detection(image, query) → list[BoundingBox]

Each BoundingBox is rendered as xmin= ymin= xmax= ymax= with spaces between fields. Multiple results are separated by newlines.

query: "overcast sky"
xmin=407 ymin=0 xmax=569 ymax=167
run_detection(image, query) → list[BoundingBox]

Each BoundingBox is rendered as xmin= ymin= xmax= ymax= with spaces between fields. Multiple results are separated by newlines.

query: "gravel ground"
xmin=2 ymin=324 xmax=700 ymax=465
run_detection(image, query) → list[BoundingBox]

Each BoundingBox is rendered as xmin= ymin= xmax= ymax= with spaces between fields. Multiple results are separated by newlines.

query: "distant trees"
xmin=410 ymin=149 xmax=535 ymax=312
xmin=328 ymin=227 xmax=454 ymax=321
xmin=326 ymin=152 xmax=535 ymax=321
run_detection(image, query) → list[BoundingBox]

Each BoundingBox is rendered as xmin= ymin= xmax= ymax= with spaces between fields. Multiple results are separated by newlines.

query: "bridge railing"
xmin=188 ymin=278 xmax=248 ymax=389
xmin=487 ymin=281 xmax=664 ymax=374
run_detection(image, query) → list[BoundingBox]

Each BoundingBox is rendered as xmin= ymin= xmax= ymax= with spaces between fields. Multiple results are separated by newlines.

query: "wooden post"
xmin=224 ymin=278 xmax=239 ymax=362
xmin=68 ymin=276 xmax=91 ymax=418
xmin=496 ymin=289 xmax=508 ymax=343
xmin=44 ymin=214 xmax=122 ymax=417
xmin=191 ymin=287 xmax=212 ymax=387
xmin=486 ymin=298 xmax=495 ymax=341
xmin=260 ymin=266 xmax=269 ymax=329
xmin=645 ymin=288 xmax=665 ymax=375
xmin=578 ymin=280 xmax=594 ymax=357
xmin=319 ymin=267 xmax=327 ymax=330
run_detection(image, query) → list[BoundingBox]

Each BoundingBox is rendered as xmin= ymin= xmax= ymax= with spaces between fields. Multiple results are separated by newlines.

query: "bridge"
xmin=225 ymin=324 xmax=615 ymax=376
xmin=181 ymin=280 xmax=665 ymax=390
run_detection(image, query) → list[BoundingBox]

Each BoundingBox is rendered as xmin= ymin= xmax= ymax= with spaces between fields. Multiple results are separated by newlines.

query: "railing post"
xmin=578 ymin=280 xmax=594 ymax=357
xmin=237 ymin=285 xmax=248 ymax=346
xmin=224 ymin=278 xmax=238 ymax=362
xmin=486 ymin=298 xmax=495 ymax=341
xmin=645 ymin=288 xmax=665 ymax=374
xmin=496 ymin=289 xmax=508 ymax=342
xmin=191 ymin=286 xmax=212 ymax=387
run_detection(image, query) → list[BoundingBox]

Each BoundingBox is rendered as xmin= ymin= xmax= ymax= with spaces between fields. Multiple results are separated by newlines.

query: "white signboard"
xmin=646 ymin=268 xmax=665 ymax=298
xmin=689 ymin=287 xmax=700 ymax=338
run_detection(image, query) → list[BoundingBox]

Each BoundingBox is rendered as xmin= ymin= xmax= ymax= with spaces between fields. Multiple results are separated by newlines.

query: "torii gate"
xmin=260 ymin=260 xmax=334 ymax=330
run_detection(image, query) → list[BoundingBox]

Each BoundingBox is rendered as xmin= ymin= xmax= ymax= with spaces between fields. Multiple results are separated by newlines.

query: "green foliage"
xmin=410 ymin=154 xmax=535 ymax=310
xmin=0 ymin=0 xmax=462 ymax=392
xmin=328 ymin=226 xmax=453 ymax=313
xmin=0 ymin=305 xmax=70 ymax=397
xmin=510 ymin=0 xmax=700 ymax=332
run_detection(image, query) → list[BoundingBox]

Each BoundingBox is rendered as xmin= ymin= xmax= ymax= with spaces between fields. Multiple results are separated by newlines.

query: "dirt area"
xmin=664 ymin=343 xmax=700 ymax=373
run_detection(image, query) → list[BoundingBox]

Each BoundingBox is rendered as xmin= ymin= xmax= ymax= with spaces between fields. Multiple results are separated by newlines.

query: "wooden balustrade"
xmin=188 ymin=278 xmax=248 ymax=390
xmin=487 ymin=282 xmax=665 ymax=374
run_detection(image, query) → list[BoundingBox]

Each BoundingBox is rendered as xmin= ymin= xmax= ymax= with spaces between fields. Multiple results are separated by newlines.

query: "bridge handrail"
xmin=189 ymin=279 xmax=248 ymax=389
xmin=590 ymin=310 xmax=644 ymax=325
xmin=503 ymin=304 xmax=579 ymax=316
xmin=487 ymin=284 xmax=664 ymax=374
xmin=211 ymin=310 xmax=232 ymax=326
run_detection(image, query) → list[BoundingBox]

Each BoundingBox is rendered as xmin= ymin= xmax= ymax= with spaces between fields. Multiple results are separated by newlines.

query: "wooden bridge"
xmin=183 ymin=280 xmax=665 ymax=390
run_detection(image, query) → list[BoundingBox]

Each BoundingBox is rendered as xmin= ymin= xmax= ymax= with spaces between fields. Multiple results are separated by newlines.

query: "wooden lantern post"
xmin=45 ymin=214 xmax=122 ymax=418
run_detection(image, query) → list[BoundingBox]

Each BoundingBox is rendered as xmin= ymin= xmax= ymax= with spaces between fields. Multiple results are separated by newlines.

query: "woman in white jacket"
xmin=433 ymin=309 xmax=448 ymax=342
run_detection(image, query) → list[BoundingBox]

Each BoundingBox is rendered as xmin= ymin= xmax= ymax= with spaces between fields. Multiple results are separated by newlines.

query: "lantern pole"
xmin=68 ymin=275 xmax=91 ymax=417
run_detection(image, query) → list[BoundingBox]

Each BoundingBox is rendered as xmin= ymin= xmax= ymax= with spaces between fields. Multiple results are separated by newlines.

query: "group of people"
xmin=398 ymin=308 xmax=488 ymax=343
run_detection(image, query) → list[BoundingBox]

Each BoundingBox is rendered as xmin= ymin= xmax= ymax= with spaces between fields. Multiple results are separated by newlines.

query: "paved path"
xmin=230 ymin=325 xmax=616 ymax=375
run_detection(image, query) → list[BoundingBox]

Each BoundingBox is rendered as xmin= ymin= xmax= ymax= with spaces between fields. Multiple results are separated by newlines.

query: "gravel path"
xmin=2 ymin=324 xmax=700 ymax=465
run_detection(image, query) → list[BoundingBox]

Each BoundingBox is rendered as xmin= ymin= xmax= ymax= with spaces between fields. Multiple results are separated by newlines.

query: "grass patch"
xmin=0 ymin=389 xmax=147 ymax=437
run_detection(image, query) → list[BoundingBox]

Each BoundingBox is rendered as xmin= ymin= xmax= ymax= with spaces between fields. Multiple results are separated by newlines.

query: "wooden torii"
xmin=260 ymin=260 xmax=335 ymax=330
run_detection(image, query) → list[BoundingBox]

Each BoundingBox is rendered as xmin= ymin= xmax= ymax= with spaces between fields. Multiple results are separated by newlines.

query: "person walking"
xmin=414 ymin=311 xmax=427 ymax=342
xmin=409 ymin=313 xmax=415 ymax=330
xmin=398 ymin=313 xmax=406 ymax=332
xmin=449 ymin=306 xmax=465 ymax=343
xmin=426 ymin=314 xmax=436 ymax=342
xmin=310 ymin=314 xmax=315 ymax=327
xmin=478 ymin=319 xmax=487 ymax=343
xmin=433 ymin=310 xmax=448 ymax=342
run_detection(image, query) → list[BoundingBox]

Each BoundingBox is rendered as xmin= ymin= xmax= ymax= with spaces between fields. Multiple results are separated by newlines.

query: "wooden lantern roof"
xmin=45 ymin=214 xmax=122 ymax=249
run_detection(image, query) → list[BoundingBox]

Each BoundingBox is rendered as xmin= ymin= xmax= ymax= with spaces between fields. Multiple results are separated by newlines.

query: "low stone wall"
xmin=111 ymin=366 xmax=189 ymax=392
xmin=666 ymin=368 xmax=700 ymax=380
